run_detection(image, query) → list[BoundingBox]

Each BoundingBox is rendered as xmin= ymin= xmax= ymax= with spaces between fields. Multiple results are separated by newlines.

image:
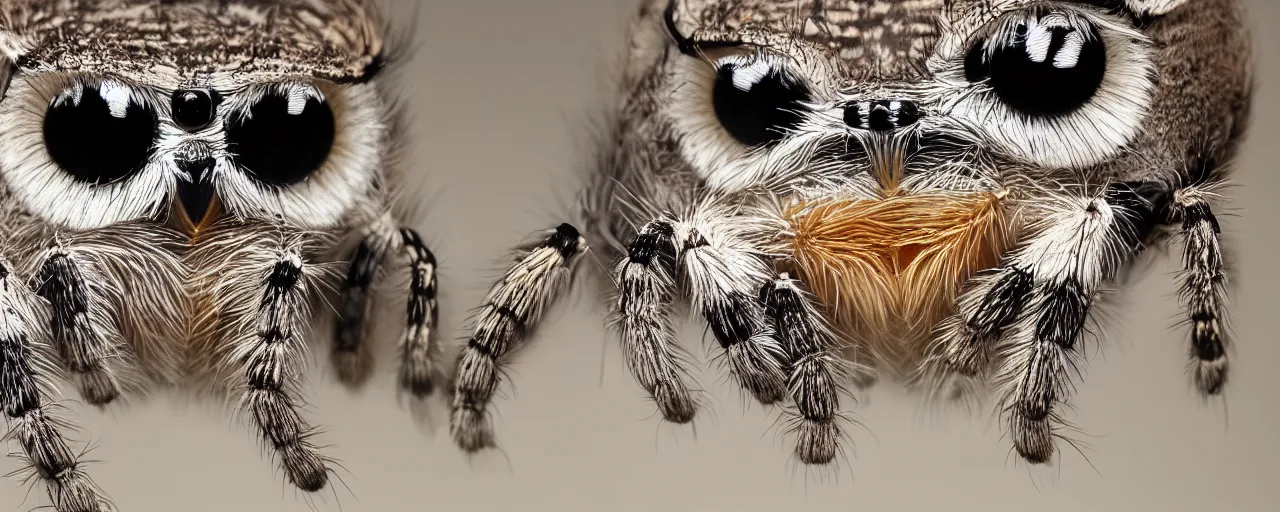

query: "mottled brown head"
xmin=0 ymin=0 xmax=385 ymax=85
xmin=670 ymin=0 xmax=947 ymax=80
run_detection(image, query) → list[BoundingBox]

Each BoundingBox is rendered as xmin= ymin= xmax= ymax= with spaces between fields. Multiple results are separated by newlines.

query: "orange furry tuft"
xmin=782 ymin=192 xmax=1012 ymax=374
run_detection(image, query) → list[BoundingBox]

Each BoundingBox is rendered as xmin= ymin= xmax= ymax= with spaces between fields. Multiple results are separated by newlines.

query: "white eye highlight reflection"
xmin=0 ymin=75 xmax=170 ymax=231
xmin=948 ymin=8 xmax=1156 ymax=169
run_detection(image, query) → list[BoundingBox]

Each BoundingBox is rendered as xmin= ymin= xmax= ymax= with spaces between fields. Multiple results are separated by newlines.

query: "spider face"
xmin=657 ymin=0 xmax=1159 ymax=366
xmin=665 ymin=0 xmax=1157 ymax=191
xmin=0 ymin=73 xmax=380 ymax=234
xmin=0 ymin=1 xmax=441 ymax=509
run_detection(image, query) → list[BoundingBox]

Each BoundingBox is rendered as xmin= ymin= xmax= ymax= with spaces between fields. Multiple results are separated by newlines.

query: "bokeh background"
xmin=3 ymin=1 xmax=1278 ymax=511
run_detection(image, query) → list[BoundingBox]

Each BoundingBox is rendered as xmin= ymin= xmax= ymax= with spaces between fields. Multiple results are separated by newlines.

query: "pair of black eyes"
xmin=43 ymin=86 xmax=335 ymax=186
xmin=710 ymin=15 xmax=1107 ymax=148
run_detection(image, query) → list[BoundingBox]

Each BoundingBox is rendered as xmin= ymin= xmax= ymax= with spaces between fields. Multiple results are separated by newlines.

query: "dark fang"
xmin=176 ymin=157 xmax=216 ymax=226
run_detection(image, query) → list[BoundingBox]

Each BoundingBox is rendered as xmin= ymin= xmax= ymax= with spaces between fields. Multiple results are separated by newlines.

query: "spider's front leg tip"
xmin=794 ymin=420 xmax=840 ymax=465
xmin=725 ymin=339 xmax=789 ymax=405
xmin=72 ymin=368 xmax=121 ymax=407
xmin=399 ymin=371 xmax=437 ymax=399
xmin=398 ymin=354 xmax=442 ymax=400
xmin=653 ymin=382 xmax=697 ymax=424
xmin=331 ymin=348 xmax=373 ymax=388
xmin=48 ymin=470 xmax=108 ymax=512
xmin=449 ymin=404 xmax=495 ymax=452
xmin=1193 ymin=356 xmax=1230 ymax=396
xmin=279 ymin=444 xmax=330 ymax=493
xmin=1010 ymin=414 xmax=1055 ymax=465
xmin=744 ymin=375 xmax=789 ymax=406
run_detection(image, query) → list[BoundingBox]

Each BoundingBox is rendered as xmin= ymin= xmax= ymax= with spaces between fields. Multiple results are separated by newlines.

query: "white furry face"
xmin=0 ymin=72 xmax=384 ymax=231
xmin=663 ymin=1 xmax=1159 ymax=193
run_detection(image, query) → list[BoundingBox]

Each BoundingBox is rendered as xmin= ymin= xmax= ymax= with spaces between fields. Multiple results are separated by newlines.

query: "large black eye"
xmin=43 ymin=84 xmax=158 ymax=184
xmin=713 ymin=60 xmax=811 ymax=147
xmin=226 ymin=90 xmax=335 ymax=187
xmin=965 ymin=14 xmax=1107 ymax=117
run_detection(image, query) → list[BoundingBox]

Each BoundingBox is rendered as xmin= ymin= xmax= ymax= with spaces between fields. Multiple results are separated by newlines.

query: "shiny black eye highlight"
xmin=226 ymin=91 xmax=335 ymax=187
xmin=713 ymin=60 xmax=811 ymax=147
xmin=43 ymin=85 xmax=158 ymax=184
xmin=965 ymin=14 xmax=1107 ymax=117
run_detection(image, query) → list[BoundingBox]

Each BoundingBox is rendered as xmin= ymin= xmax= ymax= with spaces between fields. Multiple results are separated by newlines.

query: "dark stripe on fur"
xmin=248 ymin=256 xmax=327 ymax=493
xmin=35 ymin=252 xmax=119 ymax=405
xmin=762 ymin=277 xmax=842 ymax=465
xmin=397 ymin=227 xmax=439 ymax=397
xmin=2 ymin=261 xmax=108 ymax=512
xmin=969 ymin=266 xmax=1034 ymax=337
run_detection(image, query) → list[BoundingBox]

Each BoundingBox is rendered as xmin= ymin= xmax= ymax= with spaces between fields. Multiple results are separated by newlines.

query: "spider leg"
xmin=241 ymin=251 xmax=330 ymax=492
xmin=392 ymin=228 xmax=441 ymax=398
xmin=34 ymin=248 xmax=132 ymax=406
xmin=916 ymin=265 xmax=1034 ymax=405
xmin=992 ymin=182 xmax=1164 ymax=464
xmin=332 ymin=221 xmax=440 ymax=397
xmin=450 ymin=223 xmax=585 ymax=452
xmin=1 ymin=258 xmax=110 ymax=512
xmin=612 ymin=211 xmax=788 ymax=424
xmin=611 ymin=220 xmax=696 ymax=423
xmin=932 ymin=266 xmax=1035 ymax=379
xmin=675 ymin=215 xmax=788 ymax=406
xmin=332 ymin=226 xmax=394 ymax=386
xmin=761 ymin=274 xmax=852 ymax=465
xmin=1171 ymin=189 xmax=1230 ymax=395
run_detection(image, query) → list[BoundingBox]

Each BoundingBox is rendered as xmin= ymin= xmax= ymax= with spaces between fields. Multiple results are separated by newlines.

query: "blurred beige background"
xmin=4 ymin=1 xmax=1279 ymax=511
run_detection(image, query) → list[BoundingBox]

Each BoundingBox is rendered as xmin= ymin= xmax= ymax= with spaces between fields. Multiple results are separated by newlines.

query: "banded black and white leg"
xmin=934 ymin=182 xmax=1165 ymax=463
xmin=1171 ymin=188 xmax=1230 ymax=395
xmin=243 ymin=250 xmax=331 ymax=492
xmin=611 ymin=220 xmax=695 ymax=423
xmin=450 ymin=224 xmax=585 ymax=452
xmin=34 ymin=248 xmax=130 ymax=406
xmin=333 ymin=224 xmax=441 ymax=397
xmin=761 ymin=274 xmax=852 ymax=465
xmin=1 ymin=258 xmax=111 ymax=512
xmin=921 ymin=265 xmax=1034 ymax=404
xmin=611 ymin=215 xmax=788 ymax=425
xmin=396 ymin=228 xmax=441 ymax=397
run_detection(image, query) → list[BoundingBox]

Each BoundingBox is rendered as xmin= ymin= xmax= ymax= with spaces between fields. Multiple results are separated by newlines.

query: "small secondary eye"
xmin=43 ymin=83 xmax=158 ymax=184
xmin=965 ymin=12 xmax=1107 ymax=117
xmin=226 ymin=89 xmax=335 ymax=187
xmin=713 ymin=58 xmax=811 ymax=148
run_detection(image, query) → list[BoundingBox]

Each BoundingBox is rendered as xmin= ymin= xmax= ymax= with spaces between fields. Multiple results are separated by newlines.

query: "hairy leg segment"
xmin=932 ymin=181 xmax=1177 ymax=463
xmin=242 ymin=251 xmax=330 ymax=492
xmin=611 ymin=216 xmax=788 ymax=420
xmin=448 ymin=206 xmax=851 ymax=464
xmin=35 ymin=249 xmax=131 ymax=407
xmin=1 ymin=257 xmax=110 ymax=512
xmin=1171 ymin=188 xmax=1231 ymax=395
xmin=332 ymin=224 xmax=441 ymax=397
xmin=450 ymin=224 xmax=586 ymax=452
